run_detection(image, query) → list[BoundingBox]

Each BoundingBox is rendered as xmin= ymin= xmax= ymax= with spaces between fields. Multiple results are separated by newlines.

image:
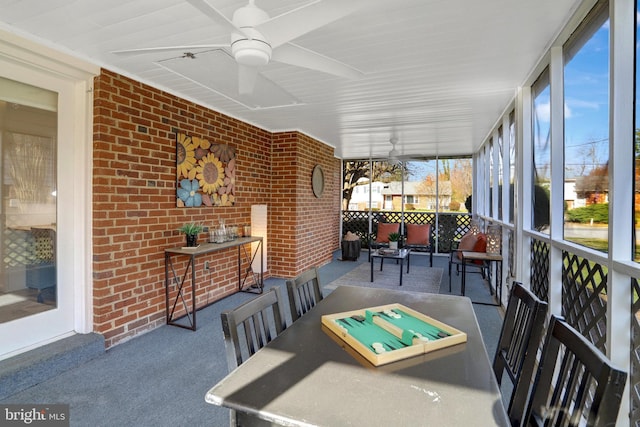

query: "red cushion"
xmin=472 ymin=233 xmax=487 ymax=264
xmin=406 ymin=224 xmax=431 ymax=245
xmin=458 ymin=233 xmax=478 ymax=250
xmin=456 ymin=233 xmax=478 ymax=259
xmin=375 ymin=223 xmax=400 ymax=243
xmin=473 ymin=233 xmax=487 ymax=252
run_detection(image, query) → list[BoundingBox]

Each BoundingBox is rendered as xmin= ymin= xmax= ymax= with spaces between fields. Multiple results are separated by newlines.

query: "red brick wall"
xmin=92 ymin=69 xmax=340 ymax=348
xmin=270 ymin=132 xmax=340 ymax=276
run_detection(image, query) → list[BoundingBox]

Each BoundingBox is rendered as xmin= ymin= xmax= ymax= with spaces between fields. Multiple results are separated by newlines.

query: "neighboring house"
xmin=349 ymin=180 xmax=385 ymax=210
xmin=381 ymin=181 xmax=452 ymax=211
xmin=564 ymin=179 xmax=587 ymax=210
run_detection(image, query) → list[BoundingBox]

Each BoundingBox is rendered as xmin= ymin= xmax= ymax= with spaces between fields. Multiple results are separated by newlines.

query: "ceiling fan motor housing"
xmin=231 ymin=2 xmax=272 ymax=67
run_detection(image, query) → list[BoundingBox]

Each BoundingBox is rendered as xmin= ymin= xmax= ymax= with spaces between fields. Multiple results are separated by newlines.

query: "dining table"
xmin=205 ymin=285 xmax=509 ymax=426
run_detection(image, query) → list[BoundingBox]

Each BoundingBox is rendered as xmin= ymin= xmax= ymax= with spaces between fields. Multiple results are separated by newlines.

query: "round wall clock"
xmin=311 ymin=165 xmax=325 ymax=198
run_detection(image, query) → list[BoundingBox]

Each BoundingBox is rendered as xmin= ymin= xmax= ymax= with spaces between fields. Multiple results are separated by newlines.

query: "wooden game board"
xmin=321 ymin=303 xmax=467 ymax=366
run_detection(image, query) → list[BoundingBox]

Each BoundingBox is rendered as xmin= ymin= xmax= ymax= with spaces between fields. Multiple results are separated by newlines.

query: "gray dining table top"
xmin=206 ymin=285 xmax=509 ymax=426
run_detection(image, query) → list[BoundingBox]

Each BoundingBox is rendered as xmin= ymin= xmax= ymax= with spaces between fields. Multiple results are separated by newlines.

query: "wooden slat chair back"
xmin=286 ymin=267 xmax=323 ymax=322
xmin=523 ymin=315 xmax=627 ymax=427
xmin=220 ymin=287 xmax=287 ymax=371
xmin=492 ymin=282 xmax=548 ymax=426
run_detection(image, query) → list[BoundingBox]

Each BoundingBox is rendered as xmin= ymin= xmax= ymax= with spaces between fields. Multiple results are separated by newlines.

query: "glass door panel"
xmin=0 ymin=77 xmax=57 ymax=324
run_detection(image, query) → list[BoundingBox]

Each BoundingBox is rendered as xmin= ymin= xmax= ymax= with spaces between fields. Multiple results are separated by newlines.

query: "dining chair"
xmin=522 ymin=315 xmax=627 ymax=427
xmin=404 ymin=223 xmax=433 ymax=267
xmin=220 ymin=287 xmax=288 ymax=371
xmin=492 ymin=282 xmax=548 ymax=426
xmin=286 ymin=267 xmax=323 ymax=322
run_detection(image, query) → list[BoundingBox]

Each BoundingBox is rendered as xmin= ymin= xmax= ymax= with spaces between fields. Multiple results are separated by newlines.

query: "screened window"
xmin=497 ymin=127 xmax=504 ymax=221
xmin=532 ymin=68 xmax=551 ymax=232
xmin=635 ymin=0 xmax=640 ymax=262
xmin=489 ymin=138 xmax=494 ymax=218
xmin=341 ymin=157 xmax=471 ymax=254
xmin=563 ymin=1 xmax=610 ymax=252
xmin=509 ymin=111 xmax=516 ymax=224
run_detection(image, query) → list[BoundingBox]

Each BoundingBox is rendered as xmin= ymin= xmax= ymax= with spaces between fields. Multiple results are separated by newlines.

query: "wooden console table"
xmin=164 ymin=236 xmax=263 ymax=330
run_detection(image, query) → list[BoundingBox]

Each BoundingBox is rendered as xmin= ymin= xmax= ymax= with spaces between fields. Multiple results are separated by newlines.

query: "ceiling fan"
xmin=112 ymin=0 xmax=367 ymax=95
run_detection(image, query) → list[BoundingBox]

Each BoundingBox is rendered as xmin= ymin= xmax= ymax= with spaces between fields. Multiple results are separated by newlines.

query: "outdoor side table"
xmin=461 ymin=251 xmax=503 ymax=306
xmin=370 ymin=248 xmax=411 ymax=286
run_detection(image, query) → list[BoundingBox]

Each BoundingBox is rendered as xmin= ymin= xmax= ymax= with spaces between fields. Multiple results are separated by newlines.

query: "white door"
xmin=0 ymin=35 xmax=97 ymax=359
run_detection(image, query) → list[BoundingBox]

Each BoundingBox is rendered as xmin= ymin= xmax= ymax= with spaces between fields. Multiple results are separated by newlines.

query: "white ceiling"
xmin=0 ymin=0 xmax=581 ymax=159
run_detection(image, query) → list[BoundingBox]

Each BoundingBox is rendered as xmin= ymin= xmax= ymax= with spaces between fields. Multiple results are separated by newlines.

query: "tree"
xmin=575 ymin=164 xmax=608 ymax=204
xmin=449 ymin=159 xmax=473 ymax=207
xmin=342 ymin=161 xmax=402 ymax=210
xmin=439 ymin=159 xmax=451 ymax=180
xmin=635 ymin=128 xmax=640 ymax=217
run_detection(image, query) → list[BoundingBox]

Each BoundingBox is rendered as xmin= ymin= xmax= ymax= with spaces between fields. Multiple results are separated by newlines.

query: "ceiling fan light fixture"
xmin=231 ymin=1 xmax=272 ymax=67
xmin=231 ymin=38 xmax=272 ymax=66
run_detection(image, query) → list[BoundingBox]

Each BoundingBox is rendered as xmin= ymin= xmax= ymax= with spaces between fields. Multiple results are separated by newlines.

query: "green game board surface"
xmin=322 ymin=303 xmax=467 ymax=366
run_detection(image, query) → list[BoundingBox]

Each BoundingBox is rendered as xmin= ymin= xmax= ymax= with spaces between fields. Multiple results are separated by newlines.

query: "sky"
xmin=563 ymin=18 xmax=610 ymax=177
xmin=533 ymin=16 xmax=611 ymax=180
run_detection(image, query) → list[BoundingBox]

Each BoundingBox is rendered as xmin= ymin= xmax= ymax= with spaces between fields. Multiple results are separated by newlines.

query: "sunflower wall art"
xmin=176 ymin=132 xmax=236 ymax=207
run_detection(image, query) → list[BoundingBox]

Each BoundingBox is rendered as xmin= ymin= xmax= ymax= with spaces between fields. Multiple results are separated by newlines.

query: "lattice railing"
xmin=3 ymin=228 xmax=39 ymax=268
xmin=404 ymin=211 xmax=436 ymax=226
xmin=437 ymin=213 xmax=473 ymax=253
xmin=530 ymin=238 xmax=549 ymax=302
xmin=341 ymin=210 xmax=470 ymax=253
xmin=561 ymin=251 xmax=607 ymax=353
xmin=341 ymin=211 xmax=369 ymax=243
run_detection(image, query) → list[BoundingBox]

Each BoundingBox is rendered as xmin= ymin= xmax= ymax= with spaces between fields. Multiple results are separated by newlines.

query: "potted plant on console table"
xmin=388 ymin=232 xmax=401 ymax=250
xmin=179 ymin=223 xmax=203 ymax=248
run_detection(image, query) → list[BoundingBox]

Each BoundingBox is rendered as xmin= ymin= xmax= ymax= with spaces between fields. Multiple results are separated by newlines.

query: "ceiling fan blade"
xmin=112 ymin=44 xmax=228 ymax=55
xmin=185 ymin=0 xmax=241 ymax=33
xmin=272 ymin=43 xmax=363 ymax=80
xmin=238 ymin=64 xmax=259 ymax=95
xmin=256 ymin=0 xmax=367 ymax=48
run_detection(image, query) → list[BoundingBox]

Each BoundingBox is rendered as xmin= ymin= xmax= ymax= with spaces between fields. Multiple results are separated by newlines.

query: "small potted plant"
xmin=388 ymin=232 xmax=401 ymax=250
xmin=179 ymin=223 xmax=203 ymax=247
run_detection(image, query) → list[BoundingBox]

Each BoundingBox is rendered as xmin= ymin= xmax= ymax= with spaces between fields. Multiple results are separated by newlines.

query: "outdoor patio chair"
xmin=522 ymin=315 xmax=627 ymax=427
xmin=286 ymin=267 xmax=323 ymax=322
xmin=403 ymin=223 xmax=433 ymax=267
xmin=493 ymin=282 xmax=548 ymax=426
xmin=368 ymin=222 xmax=400 ymax=261
xmin=447 ymin=231 xmax=487 ymax=291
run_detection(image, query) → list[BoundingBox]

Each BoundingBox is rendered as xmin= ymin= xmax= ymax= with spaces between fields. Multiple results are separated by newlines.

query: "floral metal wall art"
xmin=176 ymin=132 xmax=236 ymax=207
